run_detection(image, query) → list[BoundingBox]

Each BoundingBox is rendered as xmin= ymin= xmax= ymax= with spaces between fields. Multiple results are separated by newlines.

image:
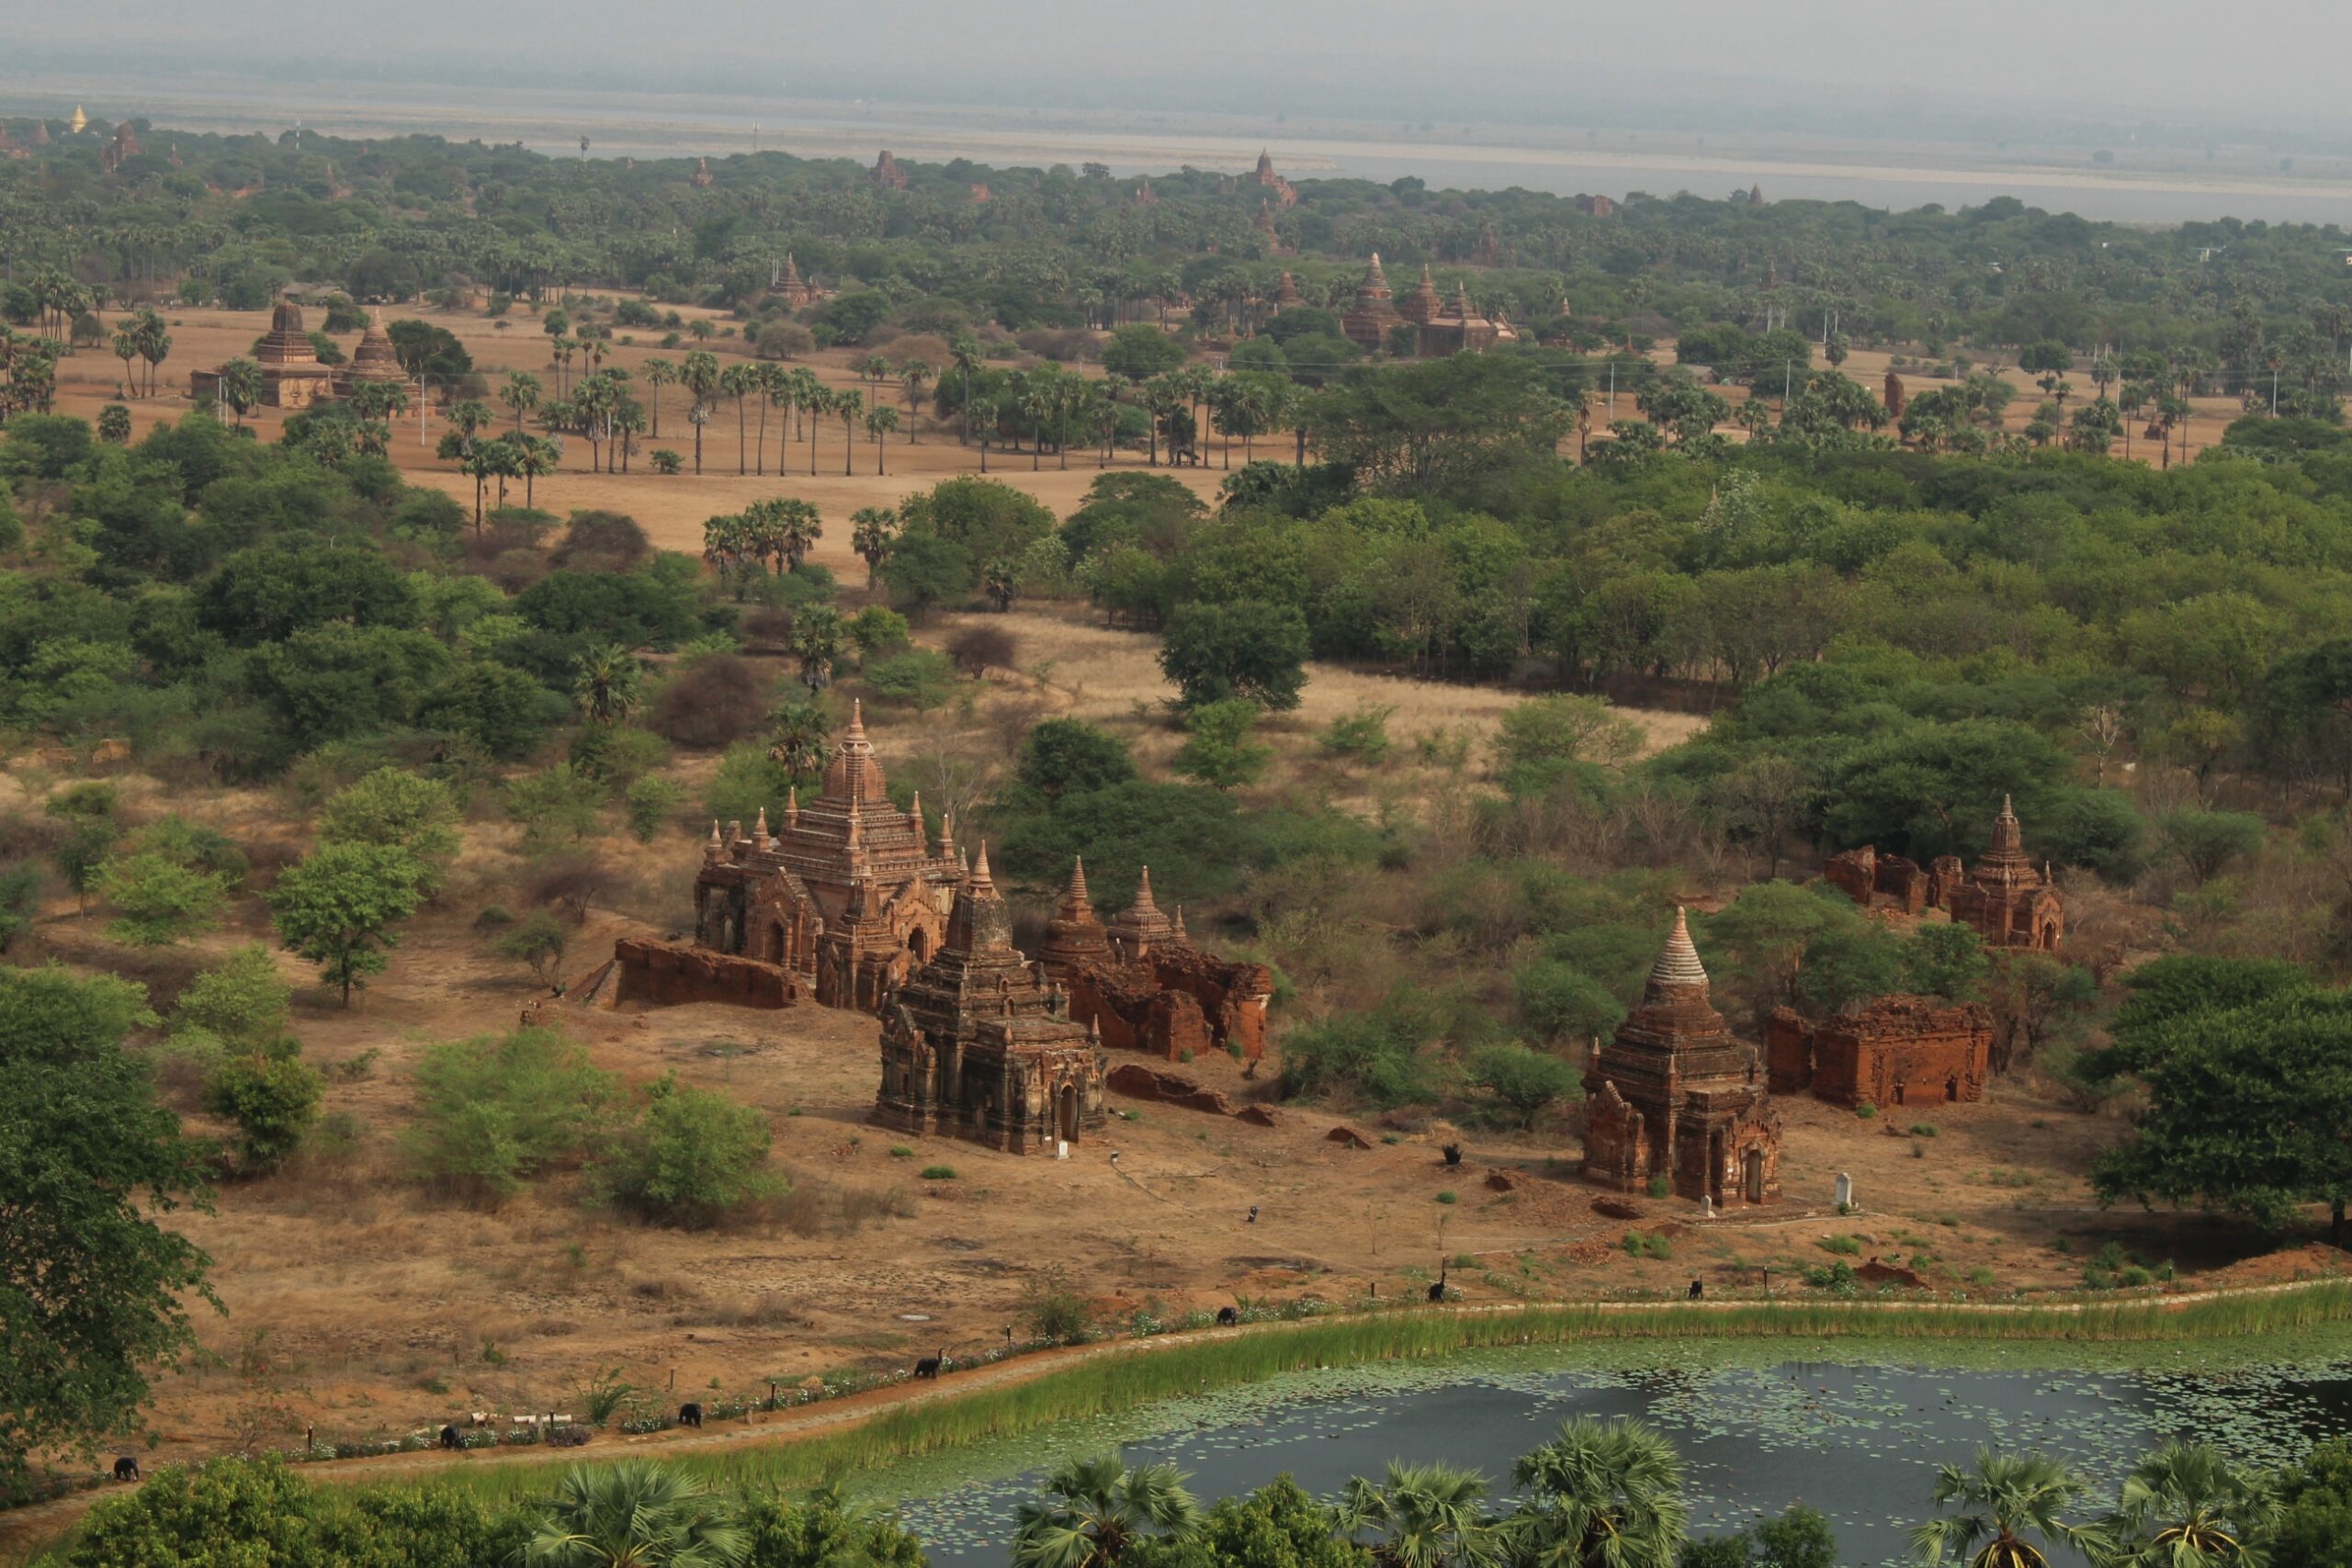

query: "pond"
xmin=872 ymin=1335 xmax=2352 ymax=1566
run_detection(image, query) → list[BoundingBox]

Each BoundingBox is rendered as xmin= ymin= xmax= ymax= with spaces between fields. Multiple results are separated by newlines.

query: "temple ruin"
xmin=1766 ymin=996 xmax=1994 ymax=1110
xmin=187 ymin=296 xmax=336 ymax=408
xmin=874 ymin=844 xmax=1106 ymax=1155
xmin=687 ymin=701 xmax=964 ymax=1011
xmin=1825 ymin=796 xmax=2064 ymax=951
xmin=1035 ymin=860 xmax=1273 ymax=1064
xmin=1582 ymin=909 xmax=1781 ymax=1206
xmin=1340 ymin=255 xmax=1517 ymax=356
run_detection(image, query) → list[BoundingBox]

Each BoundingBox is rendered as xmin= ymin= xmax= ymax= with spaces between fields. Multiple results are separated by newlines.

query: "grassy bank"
xmin=391 ymin=1281 xmax=2352 ymax=1509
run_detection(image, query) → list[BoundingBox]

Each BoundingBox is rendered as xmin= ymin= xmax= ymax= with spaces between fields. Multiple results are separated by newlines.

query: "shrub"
xmin=1435 ymin=1190 xmax=1458 ymax=1205
xmin=1023 ymin=1269 xmax=1095 ymax=1344
xmin=845 ymin=605 xmax=910 ymax=656
xmin=706 ymin=743 xmax=791 ymax=831
xmin=504 ymin=763 xmax=606 ymax=852
xmin=624 ymin=776 xmax=684 ymax=843
xmin=492 ymin=909 xmax=570 ymax=987
xmin=1467 ymin=1042 xmax=1578 ymax=1129
xmin=1276 ymin=998 xmax=1443 ymax=1108
xmin=1015 ymin=719 xmax=1136 ymax=801
xmin=1173 ymin=698 xmax=1272 ymax=790
xmin=1645 ymin=1174 xmax=1670 ymax=1199
xmin=96 ymin=851 xmax=230 ymax=947
xmin=1818 ymin=1234 xmax=1863 ymax=1256
xmin=172 ymin=944 xmax=292 ymax=1051
xmin=403 ymin=1028 xmax=618 ymax=1203
xmin=864 ymin=649 xmax=958 ymax=711
xmin=594 ymin=1074 xmax=784 ymax=1229
xmin=649 ymin=654 xmax=770 ymax=749
xmin=920 ymin=1165 xmax=957 ymax=1180
xmin=205 ymin=1053 xmax=324 ymax=1174
xmin=947 ymin=624 xmax=1017 ymax=677
xmin=1318 ymin=704 xmax=1396 ymax=764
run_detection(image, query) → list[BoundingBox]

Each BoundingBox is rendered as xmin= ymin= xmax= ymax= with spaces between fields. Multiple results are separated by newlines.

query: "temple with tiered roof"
xmin=1340 ymin=256 xmax=1516 ymax=357
xmin=692 ymin=700 xmax=966 ymax=1010
xmin=1582 ymin=909 xmax=1782 ymax=1205
xmin=187 ymin=296 xmax=337 ymax=408
xmin=342 ymin=310 xmax=406 ymax=387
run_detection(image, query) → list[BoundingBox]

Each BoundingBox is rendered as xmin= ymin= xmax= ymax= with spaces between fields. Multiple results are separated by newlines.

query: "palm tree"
xmin=111 ymin=324 xmax=141 ymax=397
xmin=1505 ymin=1416 xmax=1688 ymax=1568
xmin=835 ymin=388 xmax=864 ymax=477
xmin=613 ymin=401 xmax=647 ymax=474
xmin=1339 ymin=1461 xmax=1501 ymax=1568
xmin=642 ymin=356 xmax=677 ymax=438
xmin=2088 ymin=1441 xmax=2278 ymax=1568
xmin=503 ymin=371 xmax=543 ymax=434
xmin=865 ymin=405 xmax=899 ymax=474
xmin=1011 ymin=1455 xmax=1200 ymax=1568
xmin=788 ymin=604 xmax=845 ymax=694
xmin=949 ymin=335 xmax=985 ymax=445
xmin=514 ymin=434 xmax=562 ymax=509
xmin=1914 ymin=1450 xmax=2095 ymax=1568
xmin=971 ymin=397 xmax=999 ymax=472
xmin=133 ymin=310 xmax=170 ymax=399
xmin=798 ymin=378 xmax=831 ymax=476
xmin=851 ymin=507 xmax=897 ymax=585
xmin=571 ymin=644 xmax=643 ymax=726
xmin=720 ymin=363 xmax=757 ymax=475
xmin=519 ymin=1460 xmax=750 ymax=1567
xmin=899 ymin=360 xmax=933 ymax=436
xmin=765 ymin=697 xmax=831 ymax=779
xmin=679 ymin=350 xmax=721 ymax=475
xmin=217 ymin=358 xmax=263 ymax=430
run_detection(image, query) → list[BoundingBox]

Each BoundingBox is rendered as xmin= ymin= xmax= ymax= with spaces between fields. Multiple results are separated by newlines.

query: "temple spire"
xmin=1647 ymin=908 xmax=1709 ymax=992
xmin=786 ymin=785 xmax=798 ymax=828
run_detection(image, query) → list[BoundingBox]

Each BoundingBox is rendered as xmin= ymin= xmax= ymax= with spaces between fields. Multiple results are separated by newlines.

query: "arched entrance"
xmin=1743 ymin=1147 xmax=1765 ymax=1204
xmin=1057 ymin=1083 xmax=1080 ymax=1144
xmin=908 ymin=928 xmax=929 ymax=964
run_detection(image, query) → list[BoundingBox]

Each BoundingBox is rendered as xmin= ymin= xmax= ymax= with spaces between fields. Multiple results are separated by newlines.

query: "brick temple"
xmin=874 ymin=843 xmax=1106 ymax=1154
xmin=1034 ymin=859 xmax=1273 ymax=1063
xmin=1767 ymin=996 xmax=1994 ymax=1110
xmin=1826 ymin=796 xmax=2064 ymax=951
xmin=689 ymin=700 xmax=963 ymax=1010
xmin=1337 ymin=254 xmax=1518 ymax=356
xmin=1583 ymin=909 xmax=1781 ymax=1206
xmin=187 ymin=296 xmax=338 ymax=408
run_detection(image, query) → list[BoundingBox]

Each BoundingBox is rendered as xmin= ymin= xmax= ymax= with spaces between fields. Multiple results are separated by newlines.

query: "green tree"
xmin=877 ymin=531 xmax=976 ymax=621
xmin=405 ymin=1028 xmax=617 ymax=1204
xmin=2156 ymin=810 xmax=2266 ymax=886
xmin=2273 ymin=1438 xmax=2352 ymax=1568
xmin=572 ymin=643 xmax=645 ymax=727
xmin=2089 ymin=1440 xmax=2278 ymax=1568
xmin=596 ymin=1075 xmax=782 ymax=1229
xmin=172 ymin=944 xmax=292 ymax=1053
xmin=1102 ymin=324 xmax=1188 ymax=378
xmin=1913 ymin=1450 xmax=2094 ymax=1568
xmin=204 ymin=1052 xmax=323 ymax=1174
xmin=1504 ymin=1416 xmax=1687 ymax=1568
xmin=1 ymin=967 xmax=215 ymax=1492
xmin=1339 ymin=1461 xmax=1499 ymax=1568
xmin=1159 ymin=600 xmax=1309 ymax=710
xmin=740 ymin=1485 xmax=928 ymax=1568
xmin=67 ymin=1454 xmax=318 ymax=1567
xmin=493 ymin=909 xmax=571 ymax=989
xmin=1018 ymin=720 xmax=1138 ymax=801
xmin=95 ymin=850 xmax=230 ymax=947
xmin=521 ymin=1461 xmax=751 ymax=1567
xmin=1127 ymin=1477 xmax=1370 ymax=1568
xmin=1468 ymin=1043 xmax=1578 ymax=1129
xmin=317 ymin=769 xmax=462 ymax=897
xmin=1173 ymin=698 xmax=1272 ymax=789
xmin=1013 ymin=1455 xmax=1203 ymax=1568
xmin=266 ymin=842 xmax=425 ymax=1006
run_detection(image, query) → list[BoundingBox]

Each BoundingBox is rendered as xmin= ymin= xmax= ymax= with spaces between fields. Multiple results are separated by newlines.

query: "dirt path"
xmin=9 ymin=1277 xmax=2338 ymax=1557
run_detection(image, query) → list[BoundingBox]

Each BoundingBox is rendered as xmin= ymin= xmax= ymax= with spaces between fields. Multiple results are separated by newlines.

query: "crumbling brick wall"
xmin=1766 ymin=998 xmax=1991 ymax=1109
xmin=611 ymin=938 xmax=800 ymax=1010
xmin=1067 ymin=947 xmax=1270 ymax=1063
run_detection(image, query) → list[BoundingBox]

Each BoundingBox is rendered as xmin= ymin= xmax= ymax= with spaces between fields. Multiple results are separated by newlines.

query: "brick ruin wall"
xmin=611 ymin=937 xmax=801 ymax=1010
xmin=1070 ymin=947 xmax=1272 ymax=1064
xmin=1766 ymin=998 xmax=1992 ymax=1109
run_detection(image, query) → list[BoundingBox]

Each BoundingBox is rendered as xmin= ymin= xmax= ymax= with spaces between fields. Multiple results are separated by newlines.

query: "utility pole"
xmin=1783 ymin=359 xmax=1792 ymax=406
xmin=2272 ymin=367 xmax=2281 ymax=417
xmin=1606 ymin=360 xmax=1615 ymax=416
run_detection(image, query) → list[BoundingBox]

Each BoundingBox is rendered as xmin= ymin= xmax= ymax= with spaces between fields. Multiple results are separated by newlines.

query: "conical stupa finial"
xmin=786 ymin=784 xmax=798 ymax=826
xmin=1648 ymin=907 xmax=1709 ymax=991
xmin=1067 ymin=855 xmax=1090 ymax=905
xmin=971 ymin=840 xmax=993 ymax=887
xmin=848 ymin=697 xmax=866 ymax=739
xmin=1132 ymin=865 xmax=1159 ymax=913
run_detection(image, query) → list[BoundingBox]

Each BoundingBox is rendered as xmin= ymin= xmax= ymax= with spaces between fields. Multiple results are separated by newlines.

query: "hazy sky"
xmin=14 ymin=0 xmax=2352 ymax=131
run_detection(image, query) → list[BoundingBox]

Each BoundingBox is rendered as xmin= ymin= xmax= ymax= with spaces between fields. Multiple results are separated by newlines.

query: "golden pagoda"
xmin=68 ymin=104 xmax=88 ymax=135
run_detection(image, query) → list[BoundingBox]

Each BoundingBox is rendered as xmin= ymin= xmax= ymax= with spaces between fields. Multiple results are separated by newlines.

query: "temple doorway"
xmin=1744 ymin=1148 xmax=1765 ymax=1204
xmin=909 ymin=928 xmax=929 ymax=964
xmin=1057 ymin=1083 xmax=1080 ymax=1144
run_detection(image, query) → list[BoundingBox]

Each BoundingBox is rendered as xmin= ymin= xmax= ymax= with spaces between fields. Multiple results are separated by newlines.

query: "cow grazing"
xmin=112 ymin=1456 xmax=141 ymax=1483
xmin=677 ymin=1402 xmax=703 ymax=1428
xmin=1687 ymin=1279 xmax=1704 ymax=1301
xmin=1427 ymin=1264 xmax=1449 ymax=1303
xmin=914 ymin=1348 xmax=945 ymax=1380
xmin=438 ymin=1425 xmax=463 ymax=1451
xmin=1216 ymin=1306 xmax=1239 ymax=1326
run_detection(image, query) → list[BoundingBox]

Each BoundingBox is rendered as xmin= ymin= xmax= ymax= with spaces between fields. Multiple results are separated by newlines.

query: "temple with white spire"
xmin=692 ymin=699 xmax=966 ymax=1010
xmin=1582 ymin=908 xmax=1782 ymax=1206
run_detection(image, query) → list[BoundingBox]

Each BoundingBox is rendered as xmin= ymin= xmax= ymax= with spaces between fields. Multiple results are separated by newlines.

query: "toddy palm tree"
xmin=111 ymin=323 xmax=141 ymax=397
xmin=1339 ymin=1461 xmax=1501 ymax=1568
xmin=502 ymin=371 xmax=542 ymax=434
xmin=788 ymin=604 xmax=845 ymax=694
xmin=641 ymin=356 xmax=677 ymax=437
xmin=899 ymin=360 xmax=933 ymax=435
xmin=1914 ymin=1450 xmax=2095 ymax=1568
xmin=132 ymin=310 xmax=170 ymax=399
xmin=1505 ymin=1416 xmax=1689 ymax=1568
xmin=949 ymin=334 xmax=985 ymax=445
xmin=865 ymin=405 xmax=899 ymax=474
xmin=2088 ymin=1440 xmax=2278 ymax=1568
xmin=679 ymin=350 xmax=721 ymax=475
xmin=217 ymin=358 xmax=263 ymax=430
xmin=1011 ymin=1454 xmax=1200 ymax=1568
xmin=514 ymin=434 xmax=561 ymax=509
xmin=720 ymin=362 xmax=757 ymax=475
xmin=834 ymin=388 xmax=864 ymax=477
xmin=571 ymin=644 xmax=643 ymax=727
xmin=851 ymin=507 xmax=898 ymax=585
xmin=764 ymin=697 xmax=831 ymax=780
xmin=970 ymin=396 xmax=999 ymax=472
xmin=519 ymin=1460 xmax=749 ymax=1567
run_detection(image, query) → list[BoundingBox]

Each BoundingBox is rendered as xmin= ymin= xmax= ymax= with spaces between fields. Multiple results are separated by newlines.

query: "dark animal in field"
xmin=1428 ymin=1265 xmax=1449 ymax=1303
xmin=438 ymin=1425 xmax=462 ymax=1451
xmin=112 ymin=1456 xmax=140 ymax=1482
xmin=1688 ymin=1279 xmax=1704 ymax=1301
xmin=1216 ymin=1306 xmax=1239 ymax=1325
xmin=678 ymin=1402 xmax=703 ymax=1428
xmin=914 ymin=1349 xmax=945 ymax=1380
xmin=1247 ymin=1205 xmax=1259 ymax=1224
xmin=1442 ymin=1143 xmax=1463 ymax=1167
